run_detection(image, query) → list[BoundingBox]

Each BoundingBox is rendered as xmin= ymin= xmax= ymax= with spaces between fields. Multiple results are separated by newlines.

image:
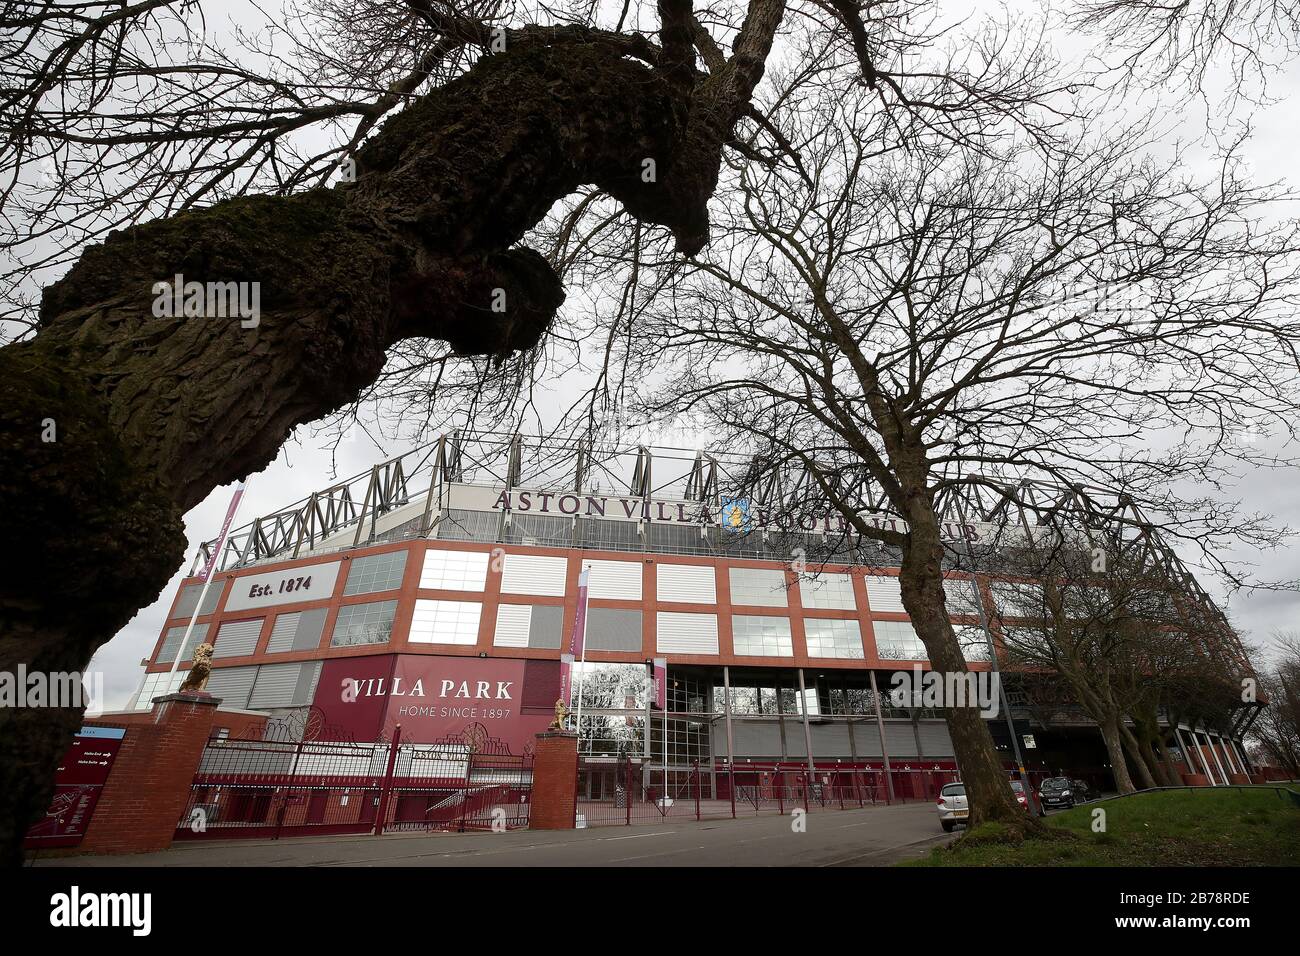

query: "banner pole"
xmin=573 ymin=565 xmax=591 ymax=735
xmin=168 ymin=481 xmax=247 ymax=677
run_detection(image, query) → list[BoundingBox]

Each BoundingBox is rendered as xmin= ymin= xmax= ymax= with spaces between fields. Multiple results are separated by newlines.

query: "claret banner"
xmin=315 ymin=654 xmax=559 ymax=753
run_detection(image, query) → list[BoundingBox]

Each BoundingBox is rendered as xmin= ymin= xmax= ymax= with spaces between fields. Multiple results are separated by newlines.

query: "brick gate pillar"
xmin=529 ymin=731 xmax=578 ymax=830
xmin=77 ymin=691 xmax=221 ymax=854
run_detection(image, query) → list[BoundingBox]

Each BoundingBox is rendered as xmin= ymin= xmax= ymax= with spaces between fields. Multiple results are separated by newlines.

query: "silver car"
xmin=936 ymin=782 xmax=969 ymax=832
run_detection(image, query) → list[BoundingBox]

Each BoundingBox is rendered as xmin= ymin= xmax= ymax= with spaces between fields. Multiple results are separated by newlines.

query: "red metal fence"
xmin=175 ymin=721 xmax=532 ymax=841
xmin=576 ymin=759 xmax=957 ymax=826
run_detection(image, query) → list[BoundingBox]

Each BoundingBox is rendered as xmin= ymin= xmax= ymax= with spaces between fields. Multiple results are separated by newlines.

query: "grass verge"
xmin=905 ymin=787 xmax=1300 ymax=866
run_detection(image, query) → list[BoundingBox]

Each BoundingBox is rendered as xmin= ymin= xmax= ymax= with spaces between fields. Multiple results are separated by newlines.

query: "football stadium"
xmin=125 ymin=434 xmax=1259 ymax=817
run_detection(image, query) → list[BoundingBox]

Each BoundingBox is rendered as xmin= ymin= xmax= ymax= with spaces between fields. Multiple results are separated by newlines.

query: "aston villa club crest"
xmin=720 ymin=496 xmax=751 ymax=533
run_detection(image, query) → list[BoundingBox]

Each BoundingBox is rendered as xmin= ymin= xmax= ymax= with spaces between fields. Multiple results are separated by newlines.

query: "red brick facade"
xmin=75 ymin=692 xmax=220 ymax=854
xmin=529 ymin=731 xmax=578 ymax=829
xmin=145 ymin=540 xmax=1000 ymax=678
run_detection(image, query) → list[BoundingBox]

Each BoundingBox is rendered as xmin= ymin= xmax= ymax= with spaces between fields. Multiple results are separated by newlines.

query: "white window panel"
xmin=409 ymin=599 xmax=482 ymax=645
xmin=343 ymin=550 xmax=408 ymax=596
xmin=330 ymin=600 xmax=397 ymax=647
xmin=129 ymin=671 xmax=183 ymax=711
xmin=800 ymin=572 xmax=857 ymax=610
xmin=865 ymin=575 xmax=906 ymax=612
xmin=801 ymin=687 xmax=821 ymax=717
xmin=157 ymin=623 xmax=209 ymax=665
xmin=871 ymin=619 xmax=928 ymax=660
xmin=583 ymin=559 xmax=643 ymax=600
xmin=728 ymin=567 xmax=788 ymax=607
xmin=656 ymin=612 xmax=719 ymax=654
xmin=500 ymin=553 xmax=568 ymax=596
xmin=804 ymin=619 xmax=865 ymax=659
xmin=656 ymin=564 xmax=716 ymax=604
xmin=942 ymin=577 xmax=985 ymax=616
xmin=492 ymin=604 xmax=533 ymax=648
xmin=213 ymin=618 xmax=263 ymax=658
xmin=420 ymin=548 xmax=489 ymax=591
xmin=731 ymin=615 xmax=793 ymax=656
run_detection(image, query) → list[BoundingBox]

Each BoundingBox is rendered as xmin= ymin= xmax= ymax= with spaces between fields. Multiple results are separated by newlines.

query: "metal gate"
xmin=176 ymin=717 xmax=532 ymax=840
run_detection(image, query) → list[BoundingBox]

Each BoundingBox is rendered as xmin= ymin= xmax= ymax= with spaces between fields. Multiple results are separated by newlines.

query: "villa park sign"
xmin=447 ymin=483 xmax=1024 ymax=544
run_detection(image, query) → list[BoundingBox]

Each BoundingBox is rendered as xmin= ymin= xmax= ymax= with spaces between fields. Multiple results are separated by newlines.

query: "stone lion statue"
xmin=178 ymin=642 xmax=214 ymax=692
xmin=548 ymin=697 xmax=569 ymax=731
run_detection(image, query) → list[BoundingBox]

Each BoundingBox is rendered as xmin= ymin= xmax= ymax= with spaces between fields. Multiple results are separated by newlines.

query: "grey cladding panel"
xmin=808 ymin=723 xmax=853 ymax=757
xmin=586 ymin=608 xmax=642 ymax=652
xmin=173 ymin=583 xmax=221 ymax=619
xmin=883 ymin=721 xmax=919 ymax=757
xmin=729 ymin=721 xmax=785 ymax=758
xmin=915 ymin=720 xmax=954 ymax=756
xmin=528 ymin=605 xmax=564 ymax=649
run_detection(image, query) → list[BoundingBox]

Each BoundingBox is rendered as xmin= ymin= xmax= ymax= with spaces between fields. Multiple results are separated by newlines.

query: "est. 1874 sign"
xmin=223 ymin=560 xmax=342 ymax=612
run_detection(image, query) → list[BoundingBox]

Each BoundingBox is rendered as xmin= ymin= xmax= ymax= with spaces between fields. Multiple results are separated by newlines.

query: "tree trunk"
xmin=1133 ymin=710 xmax=1179 ymax=786
xmin=895 ymin=492 xmax=1039 ymax=833
xmin=1118 ymin=721 xmax=1159 ymax=790
xmin=1099 ymin=716 xmax=1137 ymax=794
xmin=0 ymin=35 xmax=772 ymax=863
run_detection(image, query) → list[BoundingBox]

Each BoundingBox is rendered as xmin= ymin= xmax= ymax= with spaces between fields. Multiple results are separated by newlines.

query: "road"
xmin=33 ymin=802 xmax=950 ymax=867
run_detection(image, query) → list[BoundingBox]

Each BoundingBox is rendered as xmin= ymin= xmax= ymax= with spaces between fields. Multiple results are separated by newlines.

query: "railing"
xmin=1089 ymin=784 xmax=1300 ymax=808
xmin=575 ymin=761 xmax=934 ymax=826
xmin=176 ymin=723 xmax=532 ymax=840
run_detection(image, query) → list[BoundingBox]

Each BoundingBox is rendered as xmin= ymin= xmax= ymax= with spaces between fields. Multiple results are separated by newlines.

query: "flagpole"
xmin=168 ymin=481 xmax=247 ymax=677
xmin=573 ymin=565 xmax=591 ymax=736
xmin=663 ymin=696 xmax=668 ymax=811
xmin=653 ymin=657 xmax=667 ymax=811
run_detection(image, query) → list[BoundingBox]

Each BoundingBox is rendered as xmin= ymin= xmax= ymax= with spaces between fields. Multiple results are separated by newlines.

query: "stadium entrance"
xmin=174 ymin=715 xmax=534 ymax=841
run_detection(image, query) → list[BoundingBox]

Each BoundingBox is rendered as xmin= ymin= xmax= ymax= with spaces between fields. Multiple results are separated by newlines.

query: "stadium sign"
xmin=451 ymin=483 xmax=1021 ymax=544
xmin=223 ymin=560 xmax=342 ymax=611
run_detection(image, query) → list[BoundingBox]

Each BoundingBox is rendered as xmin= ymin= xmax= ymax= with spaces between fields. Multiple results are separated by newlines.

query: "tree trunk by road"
xmin=894 ymin=480 xmax=1036 ymax=831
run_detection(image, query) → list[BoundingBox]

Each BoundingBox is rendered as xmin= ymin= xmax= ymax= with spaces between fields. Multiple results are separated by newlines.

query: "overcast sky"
xmin=31 ymin=0 xmax=1296 ymax=708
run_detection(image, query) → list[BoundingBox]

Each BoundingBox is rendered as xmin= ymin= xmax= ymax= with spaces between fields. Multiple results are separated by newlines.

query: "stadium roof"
xmin=190 ymin=432 xmax=1229 ymax=629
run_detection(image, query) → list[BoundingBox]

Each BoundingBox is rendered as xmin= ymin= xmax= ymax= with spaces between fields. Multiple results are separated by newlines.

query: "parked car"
xmin=936 ymin=782 xmax=968 ymax=832
xmin=1009 ymin=779 xmax=1030 ymax=811
xmin=937 ymin=780 xmax=1030 ymax=832
xmin=1037 ymin=776 xmax=1081 ymax=809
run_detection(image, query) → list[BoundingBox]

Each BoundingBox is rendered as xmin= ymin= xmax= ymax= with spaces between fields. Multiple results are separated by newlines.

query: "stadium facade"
xmin=129 ymin=435 xmax=1258 ymax=798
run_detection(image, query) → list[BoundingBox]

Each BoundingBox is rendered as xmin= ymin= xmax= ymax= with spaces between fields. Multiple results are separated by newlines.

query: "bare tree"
xmin=0 ymin=0 xmax=1100 ymax=859
xmin=1248 ymin=633 xmax=1300 ymax=777
xmin=584 ymin=72 xmax=1300 ymax=829
xmin=991 ymin=530 xmax=1247 ymax=794
xmin=1068 ymin=0 xmax=1300 ymax=96
xmin=0 ymin=0 xmax=827 ymax=862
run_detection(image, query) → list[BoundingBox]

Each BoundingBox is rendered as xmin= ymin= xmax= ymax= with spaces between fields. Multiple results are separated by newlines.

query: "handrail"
xmin=1088 ymin=784 xmax=1300 ymax=808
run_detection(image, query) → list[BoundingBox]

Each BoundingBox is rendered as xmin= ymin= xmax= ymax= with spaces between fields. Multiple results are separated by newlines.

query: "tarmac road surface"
xmin=33 ymin=802 xmax=950 ymax=868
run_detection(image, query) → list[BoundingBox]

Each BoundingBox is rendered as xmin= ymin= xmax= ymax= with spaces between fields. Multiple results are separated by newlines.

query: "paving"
xmin=33 ymin=802 xmax=950 ymax=868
